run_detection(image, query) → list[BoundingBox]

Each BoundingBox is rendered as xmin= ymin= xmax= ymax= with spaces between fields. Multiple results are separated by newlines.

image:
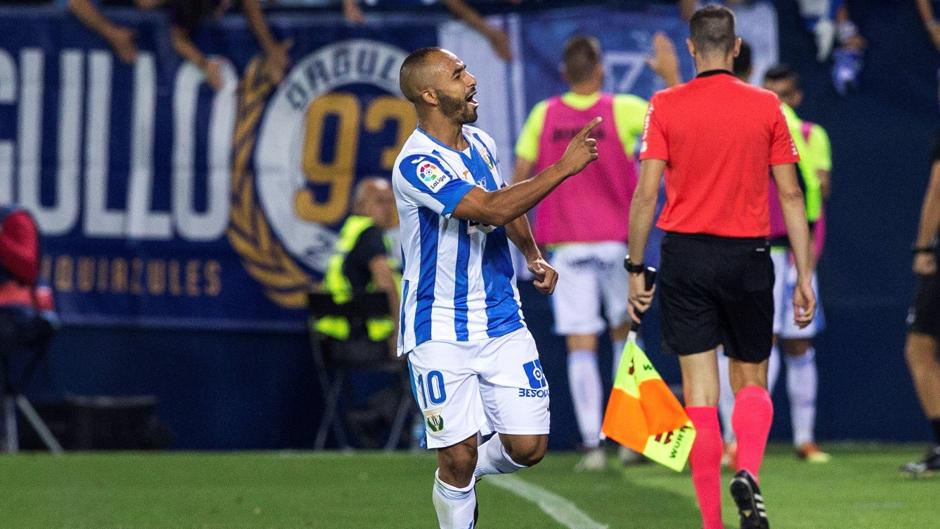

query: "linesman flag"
xmin=601 ymin=266 xmax=695 ymax=472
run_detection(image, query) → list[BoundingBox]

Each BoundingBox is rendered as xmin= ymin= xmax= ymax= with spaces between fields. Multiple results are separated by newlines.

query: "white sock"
xmin=568 ymin=349 xmax=603 ymax=448
xmin=785 ymin=347 xmax=818 ymax=446
xmin=768 ymin=343 xmax=782 ymax=394
xmin=717 ymin=351 xmax=736 ymax=443
xmin=611 ymin=339 xmax=626 ymax=381
xmin=474 ymin=434 xmax=526 ymax=478
xmin=432 ymin=469 xmax=476 ymax=529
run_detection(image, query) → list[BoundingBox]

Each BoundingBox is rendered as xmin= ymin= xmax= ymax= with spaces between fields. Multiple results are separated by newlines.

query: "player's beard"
xmin=437 ymin=90 xmax=478 ymax=124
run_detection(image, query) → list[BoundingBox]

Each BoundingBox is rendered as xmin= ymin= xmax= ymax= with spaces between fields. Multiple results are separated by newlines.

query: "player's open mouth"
xmin=466 ymin=91 xmax=478 ymax=106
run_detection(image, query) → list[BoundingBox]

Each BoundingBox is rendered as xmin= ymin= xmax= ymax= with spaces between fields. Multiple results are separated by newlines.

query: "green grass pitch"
xmin=0 ymin=444 xmax=935 ymax=528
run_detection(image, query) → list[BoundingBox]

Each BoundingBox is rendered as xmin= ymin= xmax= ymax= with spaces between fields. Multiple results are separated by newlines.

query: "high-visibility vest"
xmin=781 ymin=104 xmax=828 ymax=223
xmin=314 ymin=215 xmax=400 ymax=342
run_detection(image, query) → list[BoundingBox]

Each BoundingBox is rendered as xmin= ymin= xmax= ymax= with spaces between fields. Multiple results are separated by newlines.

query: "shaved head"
xmin=399 ymin=47 xmax=448 ymax=104
xmin=399 ymin=47 xmax=479 ymax=124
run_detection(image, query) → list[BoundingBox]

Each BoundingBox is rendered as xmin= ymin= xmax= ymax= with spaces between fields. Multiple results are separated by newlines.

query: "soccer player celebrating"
xmin=627 ymin=6 xmax=816 ymax=529
xmin=901 ymin=132 xmax=940 ymax=476
xmin=513 ymin=33 xmax=680 ymax=471
xmin=393 ymin=47 xmax=600 ymax=529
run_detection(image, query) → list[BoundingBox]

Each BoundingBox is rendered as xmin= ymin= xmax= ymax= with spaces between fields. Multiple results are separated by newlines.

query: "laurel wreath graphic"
xmin=227 ymin=56 xmax=314 ymax=309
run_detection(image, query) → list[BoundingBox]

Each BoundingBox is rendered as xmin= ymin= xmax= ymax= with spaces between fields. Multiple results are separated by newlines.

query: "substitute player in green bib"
xmin=763 ymin=65 xmax=833 ymax=463
xmin=513 ymin=33 xmax=681 ymax=471
xmin=717 ymin=62 xmax=835 ymax=467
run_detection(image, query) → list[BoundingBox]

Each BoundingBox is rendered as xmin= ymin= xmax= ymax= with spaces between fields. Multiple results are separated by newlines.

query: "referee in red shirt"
xmin=626 ymin=6 xmax=815 ymax=529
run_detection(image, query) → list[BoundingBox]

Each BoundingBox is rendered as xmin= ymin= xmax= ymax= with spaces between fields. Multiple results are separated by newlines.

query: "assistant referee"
xmin=626 ymin=6 xmax=816 ymax=529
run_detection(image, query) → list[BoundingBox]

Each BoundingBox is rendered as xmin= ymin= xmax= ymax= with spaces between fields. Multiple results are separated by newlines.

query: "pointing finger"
xmin=578 ymin=116 xmax=603 ymax=138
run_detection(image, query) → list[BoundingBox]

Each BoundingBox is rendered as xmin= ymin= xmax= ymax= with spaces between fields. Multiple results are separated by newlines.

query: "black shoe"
xmin=900 ymin=445 xmax=940 ymax=477
xmin=730 ymin=470 xmax=769 ymax=529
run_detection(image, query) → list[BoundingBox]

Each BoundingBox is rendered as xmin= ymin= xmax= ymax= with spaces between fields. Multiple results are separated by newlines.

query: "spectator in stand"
xmin=342 ymin=0 xmax=514 ymax=61
xmin=67 ymin=1 xmax=290 ymax=90
xmin=67 ymin=0 xmax=163 ymax=64
xmin=167 ymin=0 xmax=291 ymax=90
xmin=790 ymin=0 xmax=866 ymax=94
xmin=917 ymin=0 xmax=940 ymax=52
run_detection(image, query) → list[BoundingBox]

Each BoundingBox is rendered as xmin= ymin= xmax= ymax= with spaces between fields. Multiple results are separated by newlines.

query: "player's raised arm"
xmin=453 ymin=117 xmax=601 ymax=226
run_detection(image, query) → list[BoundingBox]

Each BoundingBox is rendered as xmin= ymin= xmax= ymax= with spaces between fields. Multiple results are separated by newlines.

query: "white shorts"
xmin=406 ymin=328 xmax=551 ymax=449
xmin=549 ymin=242 xmax=630 ymax=336
xmin=772 ymin=247 xmax=826 ymax=338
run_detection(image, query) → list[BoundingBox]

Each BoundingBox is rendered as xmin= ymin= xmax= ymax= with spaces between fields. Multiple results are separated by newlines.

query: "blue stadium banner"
xmin=0 ymin=9 xmax=435 ymax=329
xmin=0 ymin=6 xmax=774 ymax=330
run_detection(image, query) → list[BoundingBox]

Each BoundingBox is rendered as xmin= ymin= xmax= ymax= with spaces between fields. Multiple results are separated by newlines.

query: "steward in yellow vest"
xmin=315 ymin=179 xmax=401 ymax=346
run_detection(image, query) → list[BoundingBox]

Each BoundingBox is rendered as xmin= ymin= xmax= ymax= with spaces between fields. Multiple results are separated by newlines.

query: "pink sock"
xmin=686 ymin=406 xmax=723 ymax=529
xmin=732 ymin=385 xmax=774 ymax=482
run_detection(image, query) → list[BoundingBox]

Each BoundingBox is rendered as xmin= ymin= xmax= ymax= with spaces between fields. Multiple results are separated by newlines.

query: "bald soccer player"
xmin=393 ymin=47 xmax=601 ymax=528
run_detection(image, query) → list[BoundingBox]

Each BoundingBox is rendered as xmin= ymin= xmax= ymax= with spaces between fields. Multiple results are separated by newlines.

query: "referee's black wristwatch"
xmin=624 ymin=255 xmax=645 ymax=274
xmin=912 ymin=244 xmax=936 ymax=255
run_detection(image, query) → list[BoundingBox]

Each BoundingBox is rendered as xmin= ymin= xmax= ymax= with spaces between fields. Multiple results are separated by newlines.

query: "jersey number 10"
xmin=415 ymin=370 xmax=447 ymax=408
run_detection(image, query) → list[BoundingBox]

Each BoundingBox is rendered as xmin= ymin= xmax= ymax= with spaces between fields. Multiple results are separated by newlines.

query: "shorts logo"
xmin=424 ymin=408 xmax=445 ymax=434
xmin=416 ymin=161 xmax=449 ymax=192
xmin=523 ymin=359 xmax=546 ymax=389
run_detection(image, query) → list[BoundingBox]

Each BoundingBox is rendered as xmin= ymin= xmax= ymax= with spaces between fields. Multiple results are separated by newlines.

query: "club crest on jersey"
xmin=480 ymin=149 xmax=495 ymax=170
xmin=424 ymin=408 xmax=445 ymax=433
xmin=417 ymin=161 xmax=449 ymax=192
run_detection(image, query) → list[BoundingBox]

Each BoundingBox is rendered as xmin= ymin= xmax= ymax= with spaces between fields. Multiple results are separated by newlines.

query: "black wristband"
xmin=624 ymin=256 xmax=645 ymax=274
xmin=913 ymin=245 xmax=936 ymax=255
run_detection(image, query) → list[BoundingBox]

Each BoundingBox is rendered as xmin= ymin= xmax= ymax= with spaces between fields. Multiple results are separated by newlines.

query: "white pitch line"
xmin=484 ymin=474 xmax=608 ymax=529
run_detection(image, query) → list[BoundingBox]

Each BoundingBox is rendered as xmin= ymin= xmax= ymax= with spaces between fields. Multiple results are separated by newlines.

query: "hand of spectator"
xmin=108 ymin=26 xmax=139 ymax=64
xmin=646 ymin=32 xmax=680 ymax=86
xmin=914 ymin=252 xmax=937 ymax=276
xmin=528 ymin=257 xmax=558 ymax=295
xmin=134 ymin=0 xmax=166 ymax=9
xmin=263 ymin=39 xmax=293 ymax=84
xmin=484 ymin=27 xmax=513 ymax=61
xmin=929 ymin=22 xmax=940 ymax=52
xmin=204 ymin=58 xmax=225 ymax=91
xmin=343 ymin=0 xmax=366 ymax=24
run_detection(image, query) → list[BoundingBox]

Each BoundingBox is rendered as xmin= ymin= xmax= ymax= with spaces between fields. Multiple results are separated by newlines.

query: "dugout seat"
xmin=307 ymin=291 xmax=412 ymax=450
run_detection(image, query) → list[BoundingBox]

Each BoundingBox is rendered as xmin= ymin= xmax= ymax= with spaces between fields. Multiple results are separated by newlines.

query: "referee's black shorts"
xmin=908 ymin=268 xmax=940 ymax=340
xmin=659 ymin=232 xmax=774 ymax=363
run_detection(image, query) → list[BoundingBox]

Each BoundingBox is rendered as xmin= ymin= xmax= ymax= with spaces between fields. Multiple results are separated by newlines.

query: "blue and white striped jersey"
xmin=392 ymin=126 xmax=525 ymax=355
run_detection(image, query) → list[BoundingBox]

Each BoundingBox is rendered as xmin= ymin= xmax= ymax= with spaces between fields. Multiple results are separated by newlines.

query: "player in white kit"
xmin=393 ymin=47 xmax=601 ymax=529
